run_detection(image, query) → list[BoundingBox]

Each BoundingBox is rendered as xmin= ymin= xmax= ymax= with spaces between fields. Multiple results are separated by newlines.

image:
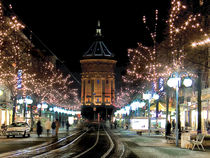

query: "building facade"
xmin=80 ymin=21 xmax=117 ymax=120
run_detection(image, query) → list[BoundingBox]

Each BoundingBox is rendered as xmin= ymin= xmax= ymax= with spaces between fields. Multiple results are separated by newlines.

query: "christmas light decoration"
xmin=118 ymin=0 xmax=206 ymax=109
xmin=168 ymin=0 xmax=207 ymax=71
xmin=0 ymin=2 xmax=80 ymax=112
xmin=124 ymin=9 xmax=173 ymax=93
xmin=191 ymin=37 xmax=210 ymax=47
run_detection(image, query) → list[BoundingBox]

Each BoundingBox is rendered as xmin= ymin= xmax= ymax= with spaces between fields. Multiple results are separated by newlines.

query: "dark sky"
xmin=5 ymin=0 xmax=170 ymax=72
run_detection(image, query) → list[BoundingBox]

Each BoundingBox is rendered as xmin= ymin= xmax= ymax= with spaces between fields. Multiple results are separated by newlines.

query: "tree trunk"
xmin=178 ymin=98 xmax=181 ymax=138
xmin=30 ymin=104 xmax=33 ymax=131
xmin=156 ymin=100 xmax=159 ymax=128
xmin=12 ymin=96 xmax=17 ymax=122
xmin=197 ymin=69 xmax=202 ymax=133
xmin=165 ymin=87 xmax=170 ymax=137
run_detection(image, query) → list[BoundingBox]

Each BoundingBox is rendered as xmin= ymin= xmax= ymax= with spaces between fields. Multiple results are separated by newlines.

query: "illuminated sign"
xmin=17 ymin=70 xmax=22 ymax=89
xmin=159 ymin=77 xmax=164 ymax=92
xmin=130 ymin=118 xmax=148 ymax=130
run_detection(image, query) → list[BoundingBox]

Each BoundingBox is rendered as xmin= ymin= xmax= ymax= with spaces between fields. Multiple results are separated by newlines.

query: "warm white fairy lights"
xmin=168 ymin=0 xmax=207 ymax=71
xmin=0 ymin=2 xmax=80 ymax=110
xmin=119 ymin=0 xmax=204 ymax=108
xmin=125 ymin=9 xmax=167 ymax=92
xmin=192 ymin=37 xmax=210 ymax=47
xmin=31 ymin=61 xmax=80 ymax=109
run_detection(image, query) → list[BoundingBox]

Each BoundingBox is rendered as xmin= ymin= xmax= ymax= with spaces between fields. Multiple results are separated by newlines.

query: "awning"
xmin=150 ymin=102 xmax=175 ymax=111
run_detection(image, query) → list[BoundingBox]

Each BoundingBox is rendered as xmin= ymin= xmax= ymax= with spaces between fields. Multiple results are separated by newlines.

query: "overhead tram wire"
xmin=31 ymin=32 xmax=81 ymax=85
xmin=2 ymin=1 xmax=81 ymax=85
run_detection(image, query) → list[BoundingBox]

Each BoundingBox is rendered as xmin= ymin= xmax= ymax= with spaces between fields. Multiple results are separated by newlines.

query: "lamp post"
xmin=37 ymin=104 xmax=42 ymax=117
xmin=143 ymin=92 xmax=159 ymax=136
xmin=17 ymin=97 xmax=33 ymax=121
xmin=167 ymin=72 xmax=192 ymax=147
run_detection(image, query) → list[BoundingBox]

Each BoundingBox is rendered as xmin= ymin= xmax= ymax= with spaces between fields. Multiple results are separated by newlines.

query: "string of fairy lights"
xmin=117 ymin=0 xmax=208 ymax=109
xmin=0 ymin=1 xmax=80 ymax=110
xmin=169 ymin=0 xmax=208 ymax=71
xmin=125 ymin=8 xmax=167 ymax=93
xmin=192 ymin=37 xmax=210 ymax=47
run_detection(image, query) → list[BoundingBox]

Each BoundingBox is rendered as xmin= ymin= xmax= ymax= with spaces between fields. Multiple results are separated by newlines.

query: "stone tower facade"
xmin=80 ymin=21 xmax=117 ymax=120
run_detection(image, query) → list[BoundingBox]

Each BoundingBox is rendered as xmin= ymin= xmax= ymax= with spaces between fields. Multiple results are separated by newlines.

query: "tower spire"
xmin=83 ymin=20 xmax=114 ymax=58
xmin=96 ymin=20 xmax=102 ymax=37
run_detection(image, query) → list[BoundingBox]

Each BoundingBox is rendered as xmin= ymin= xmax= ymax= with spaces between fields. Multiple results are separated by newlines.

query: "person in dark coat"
xmin=36 ymin=120 xmax=43 ymax=137
xmin=51 ymin=120 xmax=56 ymax=137
xmin=55 ymin=119 xmax=60 ymax=137
xmin=172 ymin=119 xmax=175 ymax=132
xmin=114 ymin=120 xmax=117 ymax=129
xmin=166 ymin=120 xmax=171 ymax=136
xmin=66 ymin=121 xmax=70 ymax=133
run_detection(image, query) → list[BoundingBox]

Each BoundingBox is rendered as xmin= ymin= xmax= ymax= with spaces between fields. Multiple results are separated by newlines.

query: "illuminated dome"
xmin=83 ymin=21 xmax=114 ymax=59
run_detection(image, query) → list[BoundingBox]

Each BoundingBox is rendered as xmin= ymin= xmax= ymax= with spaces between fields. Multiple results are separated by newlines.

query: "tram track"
xmin=1 ymin=122 xmax=120 ymax=158
xmin=59 ymin=123 xmax=115 ymax=158
xmin=3 ymin=130 xmax=86 ymax=158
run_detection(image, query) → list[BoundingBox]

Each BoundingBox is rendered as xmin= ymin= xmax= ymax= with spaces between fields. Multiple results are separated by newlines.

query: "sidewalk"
xmin=111 ymin=128 xmax=210 ymax=158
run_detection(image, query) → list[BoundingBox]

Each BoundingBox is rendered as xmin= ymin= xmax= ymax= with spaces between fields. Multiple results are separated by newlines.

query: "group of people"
xmin=165 ymin=120 xmax=176 ymax=136
xmin=36 ymin=119 xmax=70 ymax=137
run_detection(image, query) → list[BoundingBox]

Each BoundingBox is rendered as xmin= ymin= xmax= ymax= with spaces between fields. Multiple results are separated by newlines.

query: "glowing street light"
xmin=143 ymin=92 xmax=159 ymax=136
xmin=167 ymin=72 xmax=192 ymax=147
xmin=0 ymin=90 xmax=3 ymax=96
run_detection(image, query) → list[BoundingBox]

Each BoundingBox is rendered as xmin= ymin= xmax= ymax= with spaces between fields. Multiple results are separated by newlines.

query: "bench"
xmin=166 ymin=134 xmax=176 ymax=143
xmin=188 ymin=133 xmax=205 ymax=151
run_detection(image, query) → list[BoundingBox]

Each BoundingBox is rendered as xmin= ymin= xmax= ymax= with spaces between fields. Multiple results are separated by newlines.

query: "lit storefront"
xmin=0 ymin=108 xmax=12 ymax=126
xmin=0 ymin=88 xmax=13 ymax=126
xmin=179 ymin=87 xmax=210 ymax=133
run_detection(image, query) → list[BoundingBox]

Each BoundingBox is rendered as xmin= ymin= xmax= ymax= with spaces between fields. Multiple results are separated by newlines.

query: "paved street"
xmin=0 ymin=127 xmax=72 ymax=155
xmin=0 ymin=136 xmax=49 ymax=154
xmin=1 ymin=125 xmax=210 ymax=158
xmin=111 ymin=128 xmax=210 ymax=158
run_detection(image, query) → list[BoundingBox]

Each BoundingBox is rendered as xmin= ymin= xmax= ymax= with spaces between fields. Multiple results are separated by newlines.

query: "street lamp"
xmin=143 ymin=92 xmax=159 ymax=136
xmin=0 ymin=89 xmax=3 ymax=96
xmin=130 ymin=100 xmax=146 ymax=117
xmin=17 ymin=97 xmax=33 ymax=118
xmin=167 ymin=72 xmax=192 ymax=147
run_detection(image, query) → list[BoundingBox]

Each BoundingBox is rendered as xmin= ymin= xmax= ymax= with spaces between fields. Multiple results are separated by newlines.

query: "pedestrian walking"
xmin=55 ymin=119 xmax=60 ymax=137
xmin=45 ymin=119 xmax=51 ymax=137
xmin=110 ymin=121 xmax=113 ymax=129
xmin=166 ymin=120 xmax=171 ymax=136
xmin=62 ymin=121 xmax=64 ymax=128
xmin=172 ymin=119 xmax=175 ymax=132
xmin=114 ymin=120 xmax=117 ymax=129
xmin=36 ymin=120 xmax=43 ymax=137
xmin=51 ymin=120 xmax=56 ymax=136
xmin=66 ymin=121 xmax=70 ymax=133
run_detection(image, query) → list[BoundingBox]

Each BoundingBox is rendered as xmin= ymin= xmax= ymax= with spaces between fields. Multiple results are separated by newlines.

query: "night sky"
xmin=4 ymin=0 xmax=170 ymax=72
